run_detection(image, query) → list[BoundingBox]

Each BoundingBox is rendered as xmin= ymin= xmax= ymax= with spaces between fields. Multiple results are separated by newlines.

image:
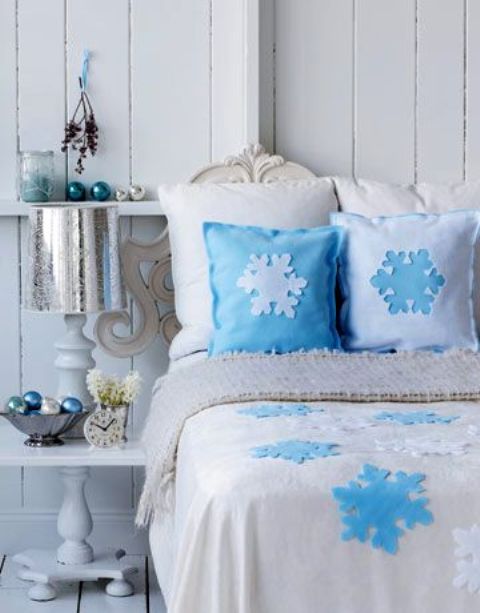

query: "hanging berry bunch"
xmin=61 ymin=51 xmax=99 ymax=174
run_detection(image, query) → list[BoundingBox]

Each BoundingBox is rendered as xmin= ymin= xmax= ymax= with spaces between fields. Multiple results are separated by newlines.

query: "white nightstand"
xmin=0 ymin=428 xmax=146 ymax=602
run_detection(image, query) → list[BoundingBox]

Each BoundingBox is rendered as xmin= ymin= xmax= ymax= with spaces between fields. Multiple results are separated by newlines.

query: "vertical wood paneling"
xmin=0 ymin=0 xmax=18 ymax=200
xmin=66 ymin=0 xmax=130 ymax=187
xmin=212 ymin=0 xmax=248 ymax=159
xmin=18 ymin=0 xmax=66 ymax=200
xmin=0 ymin=0 xmax=21 ymax=511
xmin=259 ymin=0 xmax=275 ymax=152
xmin=355 ymin=0 xmax=416 ymax=182
xmin=417 ymin=0 xmax=465 ymax=183
xmin=18 ymin=0 xmax=67 ymax=513
xmin=0 ymin=221 xmax=22 ymax=512
xmin=275 ymin=0 xmax=354 ymax=176
xmin=467 ymin=0 xmax=480 ymax=180
xmin=131 ymin=0 xmax=210 ymax=192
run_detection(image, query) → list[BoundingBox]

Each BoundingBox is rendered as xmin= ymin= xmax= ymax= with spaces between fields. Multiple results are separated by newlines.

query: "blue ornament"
xmin=61 ymin=397 xmax=83 ymax=414
xmin=6 ymin=395 xmax=28 ymax=414
xmin=90 ymin=181 xmax=111 ymax=202
xmin=23 ymin=391 xmax=42 ymax=410
xmin=67 ymin=181 xmax=86 ymax=202
xmin=26 ymin=409 xmax=41 ymax=416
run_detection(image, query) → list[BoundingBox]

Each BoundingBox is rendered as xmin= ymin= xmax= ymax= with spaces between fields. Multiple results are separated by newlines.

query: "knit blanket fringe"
xmin=136 ymin=349 xmax=480 ymax=526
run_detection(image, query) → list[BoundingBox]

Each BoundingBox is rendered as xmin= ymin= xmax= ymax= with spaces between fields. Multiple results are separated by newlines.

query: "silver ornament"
xmin=115 ymin=188 xmax=128 ymax=202
xmin=129 ymin=185 xmax=146 ymax=201
xmin=40 ymin=396 xmax=61 ymax=415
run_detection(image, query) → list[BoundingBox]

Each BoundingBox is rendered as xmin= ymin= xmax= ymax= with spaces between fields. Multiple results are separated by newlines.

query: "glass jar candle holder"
xmin=18 ymin=151 xmax=55 ymax=203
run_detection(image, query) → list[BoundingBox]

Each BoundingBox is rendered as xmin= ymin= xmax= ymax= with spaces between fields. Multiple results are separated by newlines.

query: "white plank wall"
xmin=131 ymin=0 xmax=211 ymax=193
xmin=275 ymin=0 xmax=354 ymax=176
xmin=355 ymin=0 xmax=416 ymax=183
xmin=466 ymin=0 xmax=480 ymax=181
xmin=272 ymin=0 xmax=476 ymax=186
xmin=417 ymin=0 xmax=465 ymax=183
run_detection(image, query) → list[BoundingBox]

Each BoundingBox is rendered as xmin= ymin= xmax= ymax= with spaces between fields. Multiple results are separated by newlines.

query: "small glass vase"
xmin=102 ymin=404 xmax=129 ymax=443
xmin=18 ymin=151 xmax=55 ymax=203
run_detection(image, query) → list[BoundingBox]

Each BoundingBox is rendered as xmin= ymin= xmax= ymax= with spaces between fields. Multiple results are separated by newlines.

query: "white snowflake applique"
xmin=453 ymin=525 xmax=480 ymax=593
xmin=309 ymin=415 xmax=378 ymax=435
xmin=375 ymin=438 xmax=469 ymax=457
xmin=236 ymin=253 xmax=308 ymax=318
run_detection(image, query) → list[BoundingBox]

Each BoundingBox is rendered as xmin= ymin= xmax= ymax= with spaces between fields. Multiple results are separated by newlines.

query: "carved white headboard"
xmin=95 ymin=144 xmax=315 ymax=358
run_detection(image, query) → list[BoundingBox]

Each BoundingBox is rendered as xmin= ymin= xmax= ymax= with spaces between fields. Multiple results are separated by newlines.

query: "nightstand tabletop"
xmin=0 ymin=427 xmax=145 ymax=466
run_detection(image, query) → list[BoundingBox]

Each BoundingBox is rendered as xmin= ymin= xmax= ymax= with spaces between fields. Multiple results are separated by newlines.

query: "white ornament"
xmin=129 ymin=185 xmax=145 ymax=201
xmin=40 ymin=397 xmax=61 ymax=415
xmin=453 ymin=525 xmax=480 ymax=593
xmin=375 ymin=437 xmax=469 ymax=457
xmin=237 ymin=253 xmax=307 ymax=318
xmin=115 ymin=188 xmax=128 ymax=202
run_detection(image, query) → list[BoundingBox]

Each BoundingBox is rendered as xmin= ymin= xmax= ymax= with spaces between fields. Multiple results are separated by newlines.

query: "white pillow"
xmin=334 ymin=177 xmax=480 ymax=332
xmin=159 ymin=180 xmax=338 ymax=359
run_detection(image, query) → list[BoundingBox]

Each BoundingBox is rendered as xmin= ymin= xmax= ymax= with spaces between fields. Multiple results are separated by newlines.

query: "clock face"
xmin=84 ymin=408 xmax=124 ymax=448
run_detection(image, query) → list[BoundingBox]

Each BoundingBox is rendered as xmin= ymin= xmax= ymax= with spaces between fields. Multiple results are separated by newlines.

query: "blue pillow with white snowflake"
xmin=331 ymin=211 xmax=480 ymax=351
xmin=203 ymin=222 xmax=344 ymax=355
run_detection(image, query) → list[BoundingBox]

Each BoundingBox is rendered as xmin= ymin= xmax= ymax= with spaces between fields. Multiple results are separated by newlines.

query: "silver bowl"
xmin=0 ymin=412 xmax=88 ymax=447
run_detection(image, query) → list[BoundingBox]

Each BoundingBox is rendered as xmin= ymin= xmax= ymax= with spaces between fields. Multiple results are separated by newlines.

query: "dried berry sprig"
xmin=61 ymin=77 xmax=99 ymax=174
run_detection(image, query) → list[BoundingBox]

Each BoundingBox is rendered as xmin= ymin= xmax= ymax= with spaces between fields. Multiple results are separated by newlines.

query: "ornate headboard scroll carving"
xmin=95 ymin=144 xmax=316 ymax=358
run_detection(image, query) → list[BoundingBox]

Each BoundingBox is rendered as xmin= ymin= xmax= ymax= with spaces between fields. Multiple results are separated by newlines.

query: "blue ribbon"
xmin=81 ymin=49 xmax=90 ymax=91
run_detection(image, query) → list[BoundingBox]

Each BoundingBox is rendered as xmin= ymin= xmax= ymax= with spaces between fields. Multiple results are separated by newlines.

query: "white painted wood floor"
xmin=0 ymin=554 xmax=167 ymax=612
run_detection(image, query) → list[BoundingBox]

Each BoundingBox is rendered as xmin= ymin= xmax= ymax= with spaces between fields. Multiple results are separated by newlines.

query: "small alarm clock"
xmin=84 ymin=407 xmax=124 ymax=448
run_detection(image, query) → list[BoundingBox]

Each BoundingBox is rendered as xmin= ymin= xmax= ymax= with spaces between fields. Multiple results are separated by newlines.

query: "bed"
xmin=95 ymin=146 xmax=480 ymax=613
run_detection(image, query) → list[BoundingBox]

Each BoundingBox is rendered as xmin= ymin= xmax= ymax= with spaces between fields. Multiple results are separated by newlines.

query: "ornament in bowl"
xmin=1 ymin=390 xmax=88 ymax=447
xmin=84 ymin=369 xmax=141 ymax=448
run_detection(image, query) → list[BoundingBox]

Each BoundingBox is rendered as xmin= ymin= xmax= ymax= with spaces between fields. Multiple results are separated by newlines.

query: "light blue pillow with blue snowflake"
xmin=330 ymin=211 xmax=480 ymax=352
xmin=203 ymin=222 xmax=344 ymax=355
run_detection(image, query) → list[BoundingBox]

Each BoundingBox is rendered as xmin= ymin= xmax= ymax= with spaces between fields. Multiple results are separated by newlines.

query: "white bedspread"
xmin=150 ymin=398 xmax=480 ymax=613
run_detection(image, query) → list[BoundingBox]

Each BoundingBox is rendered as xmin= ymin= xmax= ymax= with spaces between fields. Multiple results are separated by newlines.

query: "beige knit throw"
xmin=136 ymin=350 xmax=480 ymax=526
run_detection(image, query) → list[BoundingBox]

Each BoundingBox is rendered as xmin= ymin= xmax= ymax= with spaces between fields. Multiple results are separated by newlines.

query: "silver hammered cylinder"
xmin=24 ymin=204 xmax=126 ymax=313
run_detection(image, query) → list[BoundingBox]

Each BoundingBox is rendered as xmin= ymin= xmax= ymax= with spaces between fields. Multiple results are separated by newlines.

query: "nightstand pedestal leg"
xmin=57 ymin=466 xmax=94 ymax=565
xmin=12 ymin=465 xmax=138 ymax=602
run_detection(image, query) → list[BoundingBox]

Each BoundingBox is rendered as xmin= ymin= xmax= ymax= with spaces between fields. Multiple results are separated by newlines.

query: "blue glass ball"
xmin=90 ymin=181 xmax=111 ymax=202
xmin=6 ymin=395 xmax=28 ymax=414
xmin=23 ymin=391 xmax=42 ymax=410
xmin=61 ymin=397 xmax=83 ymax=414
xmin=67 ymin=181 xmax=86 ymax=202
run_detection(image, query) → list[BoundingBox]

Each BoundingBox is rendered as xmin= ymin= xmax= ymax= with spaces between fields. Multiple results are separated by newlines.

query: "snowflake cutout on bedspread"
xmin=375 ymin=410 xmax=459 ymax=426
xmin=237 ymin=254 xmax=307 ymax=318
xmin=375 ymin=438 xmax=469 ymax=457
xmin=251 ymin=440 xmax=339 ymax=464
xmin=370 ymin=249 xmax=445 ymax=315
xmin=332 ymin=464 xmax=433 ymax=554
xmin=453 ymin=525 xmax=480 ymax=593
xmin=308 ymin=415 xmax=378 ymax=434
xmin=238 ymin=403 xmax=317 ymax=419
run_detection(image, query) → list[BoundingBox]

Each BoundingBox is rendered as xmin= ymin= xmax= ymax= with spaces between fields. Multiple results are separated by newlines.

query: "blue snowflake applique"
xmin=238 ymin=403 xmax=317 ymax=419
xmin=375 ymin=410 xmax=459 ymax=426
xmin=370 ymin=249 xmax=445 ymax=315
xmin=251 ymin=440 xmax=339 ymax=464
xmin=332 ymin=464 xmax=433 ymax=554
